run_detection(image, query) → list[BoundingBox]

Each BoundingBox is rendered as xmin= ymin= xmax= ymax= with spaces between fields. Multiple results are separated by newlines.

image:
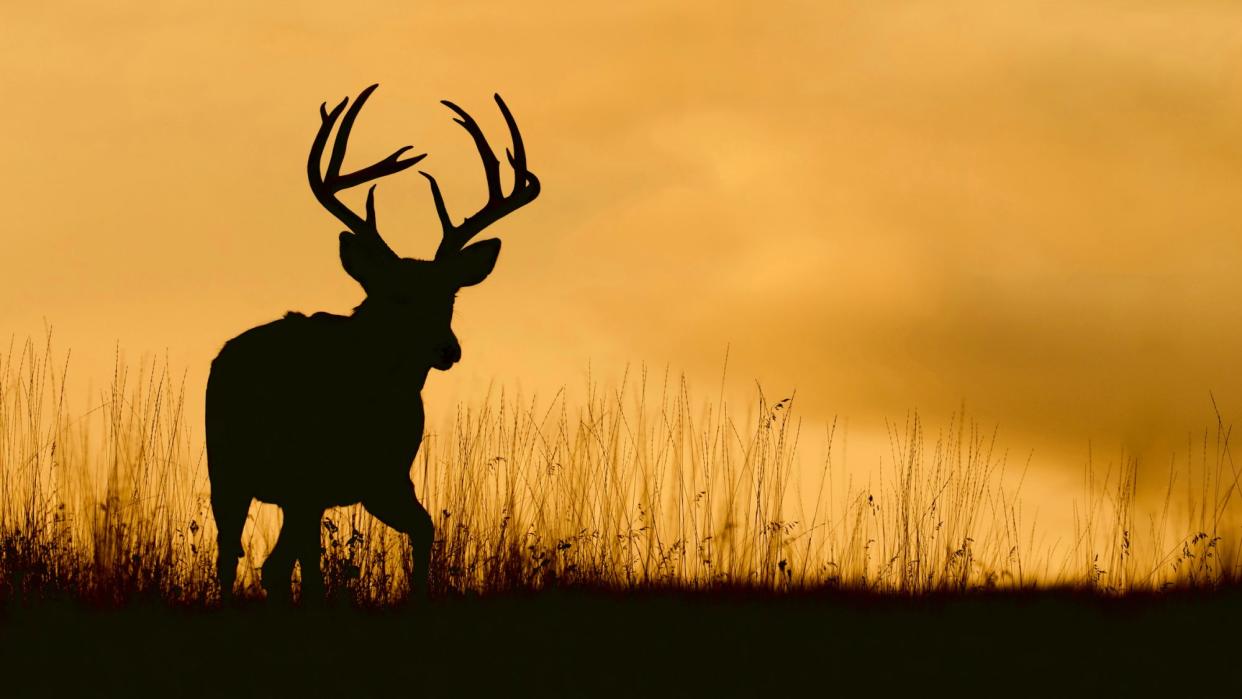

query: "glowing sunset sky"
xmin=4 ymin=1 xmax=1242 ymax=503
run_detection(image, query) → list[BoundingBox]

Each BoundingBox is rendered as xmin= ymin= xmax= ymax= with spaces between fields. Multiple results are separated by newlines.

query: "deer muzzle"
xmin=433 ymin=341 xmax=462 ymax=370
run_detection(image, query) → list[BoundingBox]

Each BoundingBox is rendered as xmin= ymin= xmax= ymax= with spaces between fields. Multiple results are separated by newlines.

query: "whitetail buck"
xmin=206 ymin=84 xmax=539 ymax=600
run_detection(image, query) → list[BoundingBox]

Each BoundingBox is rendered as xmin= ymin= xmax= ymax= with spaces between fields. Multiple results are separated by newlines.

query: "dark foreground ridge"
xmin=3 ymin=588 xmax=1241 ymax=696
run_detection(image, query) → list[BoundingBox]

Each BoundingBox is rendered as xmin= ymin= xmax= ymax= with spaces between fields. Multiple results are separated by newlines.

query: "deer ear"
xmin=339 ymin=231 xmax=391 ymax=292
xmin=451 ymin=238 xmax=502 ymax=288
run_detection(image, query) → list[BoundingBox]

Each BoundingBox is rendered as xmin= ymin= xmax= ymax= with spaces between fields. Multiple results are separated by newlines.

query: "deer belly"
xmin=247 ymin=405 xmax=425 ymax=507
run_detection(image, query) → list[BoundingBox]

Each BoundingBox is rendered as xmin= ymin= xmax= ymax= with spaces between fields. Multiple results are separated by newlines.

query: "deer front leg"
xmin=362 ymin=479 xmax=435 ymax=596
xmin=263 ymin=506 xmax=323 ymax=603
xmin=296 ymin=509 xmax=326 ymax=603
xmin=262 ymin=520 xmax=297 ymax=602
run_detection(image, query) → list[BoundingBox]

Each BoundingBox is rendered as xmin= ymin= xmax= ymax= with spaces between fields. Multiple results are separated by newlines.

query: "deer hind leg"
xmin=210 ymin=486 xmax=250 ymax=602
xmin=362 ymin=480 xmax=434 ymax=596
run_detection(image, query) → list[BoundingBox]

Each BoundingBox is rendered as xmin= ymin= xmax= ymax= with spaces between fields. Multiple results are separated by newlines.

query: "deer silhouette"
xmin=206 ymin=84 xmax=539 ymax=601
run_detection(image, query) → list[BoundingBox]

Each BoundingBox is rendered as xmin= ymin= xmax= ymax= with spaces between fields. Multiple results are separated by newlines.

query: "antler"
xmin=308 ymin=84 xmax=426 ymax=258
xmin=422 ymin=94 xmax=541 ymax=261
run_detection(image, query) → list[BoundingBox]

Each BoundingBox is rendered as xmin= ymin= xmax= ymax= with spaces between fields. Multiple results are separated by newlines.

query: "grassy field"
xmin=2 ymin=335 xmax=1241 ymax=692
xmin=3 ymin=587 xmax=1241 ymax=694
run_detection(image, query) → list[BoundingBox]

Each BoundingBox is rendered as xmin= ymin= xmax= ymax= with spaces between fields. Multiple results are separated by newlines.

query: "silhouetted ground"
xmin=2 ymin=588 xmax=1240 ymax=696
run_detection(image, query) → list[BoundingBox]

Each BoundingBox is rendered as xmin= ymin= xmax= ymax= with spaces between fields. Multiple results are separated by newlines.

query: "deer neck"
xmin=348 ymin=303 xmax=434 ymax=390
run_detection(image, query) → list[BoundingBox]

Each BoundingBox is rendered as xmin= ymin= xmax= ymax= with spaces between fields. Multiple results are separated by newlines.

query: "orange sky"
xmin=4 ymin=1 xmax=1242 ymax=508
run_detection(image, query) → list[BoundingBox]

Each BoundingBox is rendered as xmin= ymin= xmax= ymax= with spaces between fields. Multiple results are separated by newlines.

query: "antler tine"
xmin=495 ymin=93 xmax=535 ymax=189
xmin=326 ymin=84 xmax=377 ymax=182
xmin=428 ymin=94 xmax=540 ymax=261
xmin=307 ymin=84 xmax=427 ymax=258
xmin=498 ymin=92 xmax=541 ymax=205
xmin=308 ymin=97 xmax=348 ymax=192
xmin=441 ymin=99 xmax=503 ymax=203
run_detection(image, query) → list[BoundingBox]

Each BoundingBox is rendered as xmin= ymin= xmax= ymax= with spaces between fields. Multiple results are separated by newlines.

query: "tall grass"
xmin=1 ymin=335 xmax=1239 ymax=605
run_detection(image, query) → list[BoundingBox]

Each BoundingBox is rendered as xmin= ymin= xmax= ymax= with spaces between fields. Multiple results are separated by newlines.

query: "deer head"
xmin=307 ymin=84 xmax=540 ymax=370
